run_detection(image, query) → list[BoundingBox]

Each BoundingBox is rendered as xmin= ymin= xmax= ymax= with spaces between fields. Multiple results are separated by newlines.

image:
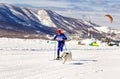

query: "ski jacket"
xmin=54 ymin=33 xmax=67 ymax=42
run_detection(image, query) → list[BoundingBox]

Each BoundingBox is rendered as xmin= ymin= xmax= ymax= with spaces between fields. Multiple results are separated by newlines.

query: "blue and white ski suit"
xmin=54 ymin=33 xmax=67 ymax=58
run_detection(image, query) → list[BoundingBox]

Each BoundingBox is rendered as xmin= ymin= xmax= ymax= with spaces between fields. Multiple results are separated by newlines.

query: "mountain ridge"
xmin=0 ymin=3 xmax=111 ymax=39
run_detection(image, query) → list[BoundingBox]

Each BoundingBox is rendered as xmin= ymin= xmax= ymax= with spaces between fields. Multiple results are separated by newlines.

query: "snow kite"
xmin=105 ymin=14 xmax=113 ymax=23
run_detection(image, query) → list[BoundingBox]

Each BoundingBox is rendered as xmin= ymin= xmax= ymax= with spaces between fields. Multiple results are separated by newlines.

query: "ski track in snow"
xmin=1 ymin=48 xmax=120 ymax=79
xmin=0 ymin=51 xmax=81 ymax=79
xmin=0 ymin=38 xmax=120 ymax=79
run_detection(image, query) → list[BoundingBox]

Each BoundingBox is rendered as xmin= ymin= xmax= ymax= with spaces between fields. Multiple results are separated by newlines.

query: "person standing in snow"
xmin=54 ymin=29 xmax=67 ymax=60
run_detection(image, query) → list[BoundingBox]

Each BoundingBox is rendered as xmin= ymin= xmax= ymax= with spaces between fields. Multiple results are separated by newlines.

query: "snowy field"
xmin=0 ymin=38 xmax=120 ymax=79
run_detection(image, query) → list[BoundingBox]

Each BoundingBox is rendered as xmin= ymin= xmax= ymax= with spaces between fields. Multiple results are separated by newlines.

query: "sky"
xmin=0 ymin=0 xmax=119 ymax=9
xmin=1 ymin=0 xmax=73 ymax=7
xmin=0 ymin=0 xmax=120 ymax=14
xmin=0 ymin=0 xmax=120 ymax=29
xmin=0 ymin=0 xmax=120 ymax=13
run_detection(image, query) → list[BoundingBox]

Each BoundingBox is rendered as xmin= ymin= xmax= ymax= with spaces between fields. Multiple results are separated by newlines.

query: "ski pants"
xmin=57 ymin=41 xmax=65 ymax=57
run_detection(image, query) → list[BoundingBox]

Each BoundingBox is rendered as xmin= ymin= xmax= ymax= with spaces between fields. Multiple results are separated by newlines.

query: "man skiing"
xmin=54 ymin=29 xmax=67 ymax=60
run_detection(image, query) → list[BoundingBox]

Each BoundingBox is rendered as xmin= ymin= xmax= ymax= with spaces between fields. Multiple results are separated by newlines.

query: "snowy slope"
xmin=94 ymin=26 xmax=109 ymax=33
xmin=0 ymin=38 xmax=120 ymax=79
xmin=37 ymin=9 xmax=57 ymax=28
xmin=0 ymin=3 xmax=103 ymax=37
xmin=0 ymin=3 xmax=56 ymax=35
xmin=1 ymin=3 xmax=120 ymax=39
xmin=94 ymin=25 xmax=120 ymax=33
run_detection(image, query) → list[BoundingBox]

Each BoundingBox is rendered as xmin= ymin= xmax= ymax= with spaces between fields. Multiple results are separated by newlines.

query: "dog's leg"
xmin=62 ymin=53 xmax=68 ymax=64
xmin=63 ymin=57 xmax=68 ymax=64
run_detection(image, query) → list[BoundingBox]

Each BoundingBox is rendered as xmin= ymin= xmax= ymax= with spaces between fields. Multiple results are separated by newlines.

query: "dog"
xmin=61 ymin=51 xmax=72 ymax=64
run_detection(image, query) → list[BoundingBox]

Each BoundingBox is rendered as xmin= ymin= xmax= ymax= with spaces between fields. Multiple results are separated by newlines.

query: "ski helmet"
xmin=57 ymin=29 xmax=61 ymax=34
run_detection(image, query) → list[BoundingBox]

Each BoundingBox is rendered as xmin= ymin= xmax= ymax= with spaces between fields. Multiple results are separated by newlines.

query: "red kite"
xmin=105 ymin=14 xmax=113 ymax=23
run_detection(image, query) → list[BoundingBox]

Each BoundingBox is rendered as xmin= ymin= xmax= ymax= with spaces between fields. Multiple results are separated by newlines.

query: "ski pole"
xmin=54 ymin=41 xmax=56 ymax=59
xmin=64 ymin=42 xmax=67 ymax=51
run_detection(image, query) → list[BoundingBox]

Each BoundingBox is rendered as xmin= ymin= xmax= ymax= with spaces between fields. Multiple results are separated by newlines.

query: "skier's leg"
xmin=56 ymin=42 xmax=61 ymax=59
xmin=56 ymin=42 xmax=64 ymax=60
xmin=60 ymin=46 xmax=63 ymax=52
xmin=57 ymin=48 xmax=60 ymax=58
xmin=60 ymin=43 xmax=64 ymax=52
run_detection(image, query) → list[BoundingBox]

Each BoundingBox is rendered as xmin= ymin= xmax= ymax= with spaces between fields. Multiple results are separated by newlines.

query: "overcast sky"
xmin=2 ymin=0 xmax=74 ymax=6
xmin=0 ymin=0 xmax=120 ymax=29
xmin=0 ymin=0 xmax=119 ymax=8
xmin=0 ymin=0 xmax=120 ymax=13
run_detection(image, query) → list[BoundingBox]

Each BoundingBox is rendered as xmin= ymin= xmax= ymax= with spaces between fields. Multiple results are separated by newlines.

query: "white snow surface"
xmin=37 ymin=9 xmax=56 ymax=27
xmin=0 ymin=38 xmax=120 ymax=79
xmin=94 ymin=26 xmax=109 ymax=33
xmin=94 ymin=26 xmax=120 ymax=34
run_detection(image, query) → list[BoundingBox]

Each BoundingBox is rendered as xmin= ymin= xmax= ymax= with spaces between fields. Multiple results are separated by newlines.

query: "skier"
xmin=54 ymin=29 xmax=67 ymax=60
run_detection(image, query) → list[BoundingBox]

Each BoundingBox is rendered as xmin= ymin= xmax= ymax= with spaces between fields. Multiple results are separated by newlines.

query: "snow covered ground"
xmin=0 ymin=38 xmax=120 ymax=79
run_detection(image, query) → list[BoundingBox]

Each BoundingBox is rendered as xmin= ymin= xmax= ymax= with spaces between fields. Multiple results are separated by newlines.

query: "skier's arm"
xmin=63 ymin=34 xmax=67 ymax=40
xmin=53 ymin=35 xmax=59 ymax=41
xmin=53 ymin=35 xmax=57 ymax=40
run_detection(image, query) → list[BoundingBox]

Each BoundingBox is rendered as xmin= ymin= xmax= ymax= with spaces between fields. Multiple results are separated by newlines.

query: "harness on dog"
xmin=64 ymin=53 xmax=69 ymax=58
